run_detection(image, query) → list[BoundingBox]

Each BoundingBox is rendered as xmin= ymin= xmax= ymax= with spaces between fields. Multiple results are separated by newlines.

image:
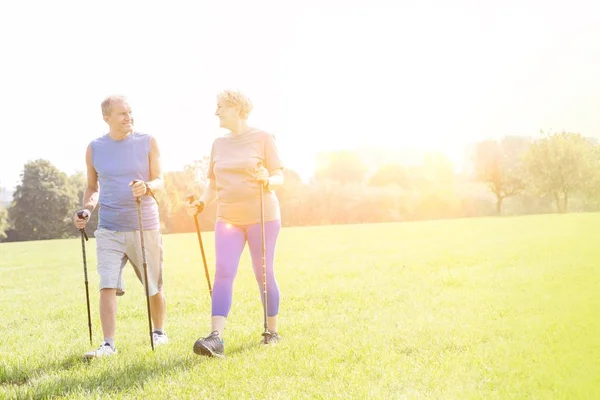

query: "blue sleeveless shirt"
xmin=91 ymin=132 xmax=160 ymax=231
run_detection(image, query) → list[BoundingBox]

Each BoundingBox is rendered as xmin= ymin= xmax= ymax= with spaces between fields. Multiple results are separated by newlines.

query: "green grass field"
xmin=1 ymin=213 xmax=599 ymax=399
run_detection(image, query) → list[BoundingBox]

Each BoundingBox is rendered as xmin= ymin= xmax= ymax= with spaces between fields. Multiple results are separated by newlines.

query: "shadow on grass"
xmin=224 ymin=335 xmax=267 ymax=356
xmin=2 ymin=353 xmax=202 ymax=399
xmin=1 ymin=354 xmax=82 ymax=386
xmin=2 ymin=337 xmax=274 ymax=398
xmin=55 ymin=357 xmax=198 ymax=394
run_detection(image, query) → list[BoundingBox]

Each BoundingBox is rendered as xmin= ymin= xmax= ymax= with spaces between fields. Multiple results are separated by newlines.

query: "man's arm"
xmin=74 ymin=144 xmax=98 ymax=228
xmin=145 ymin=135 xmax=164 ymax=193
xmin=83 ymin=143 xmax=99 ymax=212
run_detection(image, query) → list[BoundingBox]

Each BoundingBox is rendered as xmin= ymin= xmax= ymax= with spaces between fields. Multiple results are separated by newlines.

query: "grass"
xmin=0 ymin=213 xmax=599 ymax=399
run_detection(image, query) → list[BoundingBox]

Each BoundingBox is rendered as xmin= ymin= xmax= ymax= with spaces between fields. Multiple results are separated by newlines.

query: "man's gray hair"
xmin=101 ymin=95 xmax=129 ymax=116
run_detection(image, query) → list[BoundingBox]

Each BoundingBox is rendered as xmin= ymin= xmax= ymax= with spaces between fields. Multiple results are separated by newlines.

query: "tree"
xmin=580 ymin=140 xmax=600 ymax=206
xmin=407 ymin=153 xmax=462 ymax=219
xmin=9 ymin=159 xmax=79 ymax=240
xmin=0 ymin=205 xmax=8 ymax=241
xmin=69 ymin=171 xmax=99 ymax=236
xmin=471 ymin=136 xmax=530 ymax=214
xmin=0 ymin=186 xmax=8 ymax=240
xmin=277 ymin=168 xmax=306 ymax=226
xmin=524 ymin=131 xmax=597 ymax=213
xmin=153 ymin=157 xmax=212 ymax=233
xmin=157 ymin=170 xmax=202 ymax=233
xmin=368 ymin=164 xmax=411 ymax=189
xmin=314 ymin=151 xmax=368 ymax=184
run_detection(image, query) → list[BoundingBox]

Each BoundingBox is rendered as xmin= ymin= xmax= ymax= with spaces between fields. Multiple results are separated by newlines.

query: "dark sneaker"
xmin=193 ymin=331 xmax=224 ymax=358
xmin=262 ymin=331 xmax=281 ymax=345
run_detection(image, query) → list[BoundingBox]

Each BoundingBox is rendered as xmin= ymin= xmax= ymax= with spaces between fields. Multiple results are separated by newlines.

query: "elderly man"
xmin=73 ymin=95 xmax=168 ymax=358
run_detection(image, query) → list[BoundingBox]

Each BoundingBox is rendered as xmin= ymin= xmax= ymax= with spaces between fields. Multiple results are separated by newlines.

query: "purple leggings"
xmin=212 ymin=219 xmax=281 ymax=317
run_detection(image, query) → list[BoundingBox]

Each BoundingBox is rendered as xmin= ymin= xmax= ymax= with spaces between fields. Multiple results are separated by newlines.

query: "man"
xmin=73 ymin=95 xmax=168 ymax=358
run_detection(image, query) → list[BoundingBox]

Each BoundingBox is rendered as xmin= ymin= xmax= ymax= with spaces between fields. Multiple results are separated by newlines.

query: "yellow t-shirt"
xmin=208 ymin=129 xmax=284 ymax=226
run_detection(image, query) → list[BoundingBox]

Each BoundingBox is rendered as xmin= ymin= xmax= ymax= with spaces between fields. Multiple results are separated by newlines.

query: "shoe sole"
xmin=83 ymin=351 xmax=117 ymax=359
xmin=193 ymin=343 xmax=224 ymax=358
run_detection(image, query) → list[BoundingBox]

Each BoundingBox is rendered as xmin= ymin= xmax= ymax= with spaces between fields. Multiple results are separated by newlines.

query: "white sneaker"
xmin=84 ymin=342 xmax=117 ymax=359
xmin=153 ymin=332 xmax=169 ymax=346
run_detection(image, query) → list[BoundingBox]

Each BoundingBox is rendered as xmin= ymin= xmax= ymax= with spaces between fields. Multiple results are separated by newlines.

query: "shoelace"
xmin=265 ymin=333 xmax=278 ymax=342
xmin=96 ymin=343 xmax=113 ymax=351
xmin=202 ymin=332 xmax=224 ymax=345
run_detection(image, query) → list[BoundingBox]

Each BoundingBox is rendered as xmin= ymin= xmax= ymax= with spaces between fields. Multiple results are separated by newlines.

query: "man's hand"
xmin=73 ymin=209 xmax=91 ymax=230
xmin=129 ymin=180 xmax=148 ymax=198
xmin=186 ymin=200 xmax=204 ymax=216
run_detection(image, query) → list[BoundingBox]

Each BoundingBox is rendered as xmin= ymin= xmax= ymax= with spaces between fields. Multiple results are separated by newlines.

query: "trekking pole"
xmin=132 ymin=183 xmax=154 ymax=351
xmin=187 ymin=194 xmax=212 ymax=296
xmin=257 ymin=162 xmax=269 ymax=342
xmin=76 ymin=211 xmax=93 ymax=346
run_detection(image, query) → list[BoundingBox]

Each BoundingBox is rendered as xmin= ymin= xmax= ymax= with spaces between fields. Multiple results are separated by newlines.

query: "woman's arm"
xmin=266 ymin=169 xmax=284 ymax=190
xmin=200 ymin=178 xmax=218 ymax=206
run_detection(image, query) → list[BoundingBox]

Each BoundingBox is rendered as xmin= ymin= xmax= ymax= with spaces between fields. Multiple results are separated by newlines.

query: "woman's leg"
xmin=247 ymin=219 xmax=281 ymax=332
xmin=211 ymin=221 xmax=246 ymax=335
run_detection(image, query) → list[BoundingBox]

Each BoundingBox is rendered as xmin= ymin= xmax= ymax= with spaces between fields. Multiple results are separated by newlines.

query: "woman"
xmin=187 ymin=90 xmax=285 ymax=358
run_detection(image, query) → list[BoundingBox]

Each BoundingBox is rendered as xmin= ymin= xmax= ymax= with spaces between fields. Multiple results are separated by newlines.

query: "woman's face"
xmin=215 ymin=102 xmax=239 ymax=129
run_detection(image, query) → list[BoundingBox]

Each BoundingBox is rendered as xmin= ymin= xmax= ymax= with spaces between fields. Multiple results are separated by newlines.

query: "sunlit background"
xmin=1 ymin=0 xmax=600 ymax=189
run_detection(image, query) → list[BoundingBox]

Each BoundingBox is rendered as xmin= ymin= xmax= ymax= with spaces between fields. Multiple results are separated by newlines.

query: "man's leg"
xmin=149 ymin=290 xmax=166 ymax=332
xmin=99 ymin=288 xmax=117 ymax=345
xmin=85 ymin=228 xmax=127 ymax=358
xmin=127 ymin=229 xmax=169 ymax=344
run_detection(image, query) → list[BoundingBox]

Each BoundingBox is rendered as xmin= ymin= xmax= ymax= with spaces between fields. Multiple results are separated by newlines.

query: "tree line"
xmin=1 ymin=130 xmax=598 ymax=242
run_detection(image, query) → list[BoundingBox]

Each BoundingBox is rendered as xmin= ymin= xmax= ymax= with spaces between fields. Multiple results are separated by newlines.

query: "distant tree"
xmin=9 ymin=159 xmax=79 ymax=240
xmin=471 ymin=136 xmax=530 ymax=214
xmin=315 ymin=151 xmax=368 ymax=184
xmin=186 ymin=156 xmax=211 ymax=188
xmin=0 ymin=205 xmax=8 ymax=240
xmin=153 ymin=157 xmax=211 ymax=233
xmin=524 ymin=131 xmax=597 ymax=213
xmin=158 ymin=169 xmax=202 ymax=233
xmin=69 ymin=171 xmax=99 ymax=236
xmin=580 ymin=139 xmax=600 ymax=204
xmin=277 ymin=168 xmax=305 ymax=226
xmin=408 ymin=153 xmax=462 ymax=219
xmin=368 ymin=164 xmax=411 ymax=189
xmin=0 ymin=186 xmax=8 ymax=240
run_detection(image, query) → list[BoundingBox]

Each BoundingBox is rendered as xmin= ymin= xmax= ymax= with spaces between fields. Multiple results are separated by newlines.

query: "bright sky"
xmin=1 ymin=0 xmax=600 ymax=190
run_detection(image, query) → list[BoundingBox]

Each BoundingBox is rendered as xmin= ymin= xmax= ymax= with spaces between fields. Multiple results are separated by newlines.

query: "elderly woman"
xmin=187 ymin=90 xmax=285 ymax=357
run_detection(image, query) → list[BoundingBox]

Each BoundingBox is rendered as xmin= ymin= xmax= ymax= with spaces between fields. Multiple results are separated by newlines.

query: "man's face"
xmin=104 ymin=100 xmax=133 ymax=133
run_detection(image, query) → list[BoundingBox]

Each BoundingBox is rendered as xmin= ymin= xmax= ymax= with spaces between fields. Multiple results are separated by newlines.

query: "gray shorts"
xmin=94 ymin=228 xmax=164 ymax=296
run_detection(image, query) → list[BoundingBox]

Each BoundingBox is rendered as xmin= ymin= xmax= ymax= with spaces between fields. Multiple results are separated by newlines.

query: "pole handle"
xmin=77 ymin=211 xmax=89 ymax=241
